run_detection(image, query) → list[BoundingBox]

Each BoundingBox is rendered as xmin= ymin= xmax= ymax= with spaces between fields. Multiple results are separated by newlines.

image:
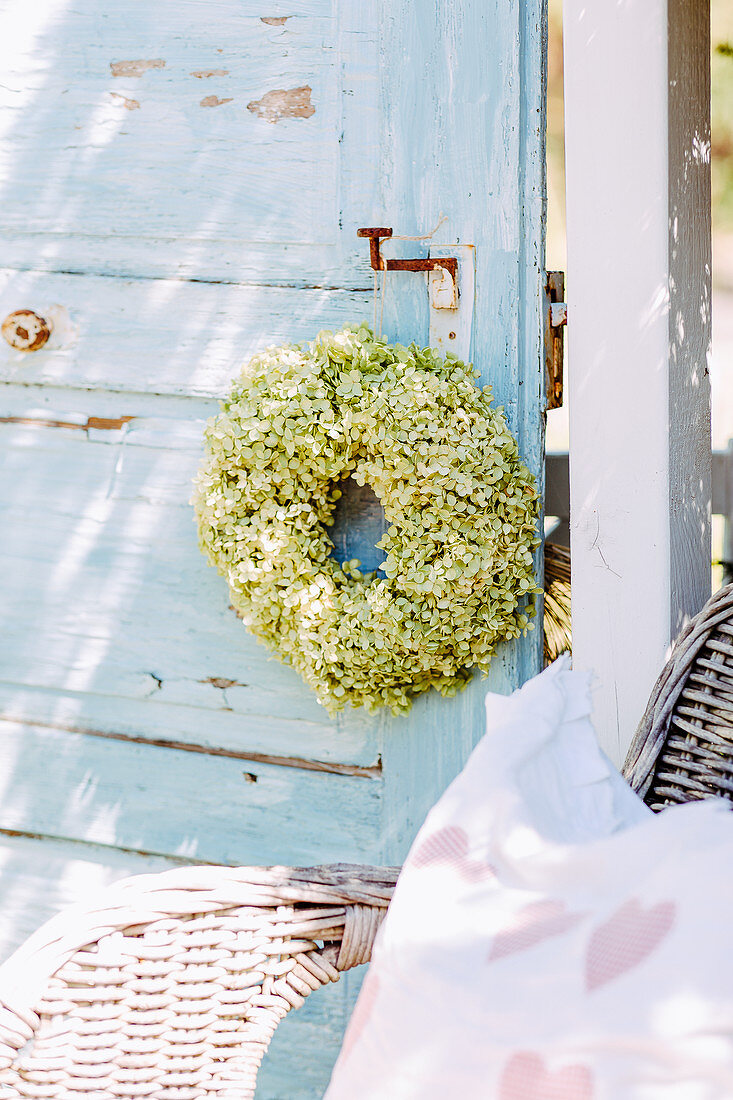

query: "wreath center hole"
xmin=327 ymin=476 xmax=387 ymax=575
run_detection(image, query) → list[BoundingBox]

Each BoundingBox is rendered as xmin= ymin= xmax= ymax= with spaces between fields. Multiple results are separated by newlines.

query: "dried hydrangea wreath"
xmin=194 ymin=325 xmax=540 ymax=715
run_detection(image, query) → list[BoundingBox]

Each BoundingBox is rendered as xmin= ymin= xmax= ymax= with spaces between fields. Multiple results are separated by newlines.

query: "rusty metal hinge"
xmin=544 ymin=271 xmax=567 ymax=410
xmin=358 ymin=227 xmax=460 ymax=309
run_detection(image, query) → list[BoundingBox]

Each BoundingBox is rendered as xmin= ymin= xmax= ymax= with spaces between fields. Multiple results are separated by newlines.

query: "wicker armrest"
xmin=0 ymin=863 xmax=398 ymax=1099
xmin=624 ymin=582 xmax=733 ymax=810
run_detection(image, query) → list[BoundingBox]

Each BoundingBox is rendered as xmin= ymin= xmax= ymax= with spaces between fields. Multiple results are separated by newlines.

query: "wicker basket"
xmin=0 ymin=864 xmax=398 ymax=1100
xmin=624 ymin=583 xmax=733 ymax=811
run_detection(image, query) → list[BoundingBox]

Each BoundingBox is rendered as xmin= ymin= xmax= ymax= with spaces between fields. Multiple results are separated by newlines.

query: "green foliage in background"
xmin=194 ymin=327 xmax=540 ymax=715
xmin=713 ymin=0 xmax=733 ymax=232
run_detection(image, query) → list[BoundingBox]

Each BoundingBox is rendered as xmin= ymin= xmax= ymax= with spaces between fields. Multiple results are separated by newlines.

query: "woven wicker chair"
xmin=4 ymin=584 xmax=733 ymax=1099
xmin=0 ymin=863 xmax=398 ymax=1099
xmin=624 ymin=581 xmax=733 ymax=810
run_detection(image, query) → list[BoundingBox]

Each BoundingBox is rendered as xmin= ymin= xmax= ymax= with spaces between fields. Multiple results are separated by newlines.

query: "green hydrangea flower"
xmin=193 ymin=325 xmax=540 ymax=715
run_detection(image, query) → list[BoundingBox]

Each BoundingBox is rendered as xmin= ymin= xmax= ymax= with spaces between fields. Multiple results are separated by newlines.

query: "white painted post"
xmin=563 ymin=0 xmax=712 ymax=766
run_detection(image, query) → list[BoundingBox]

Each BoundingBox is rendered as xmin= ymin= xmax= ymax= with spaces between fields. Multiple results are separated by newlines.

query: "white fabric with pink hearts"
xmin=325 ymin=658 xmax=733 ymax=1099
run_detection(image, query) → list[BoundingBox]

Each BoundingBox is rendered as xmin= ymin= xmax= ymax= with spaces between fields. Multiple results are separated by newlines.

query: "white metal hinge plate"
xmin=428 ymin=244 xmax=475 ymax=362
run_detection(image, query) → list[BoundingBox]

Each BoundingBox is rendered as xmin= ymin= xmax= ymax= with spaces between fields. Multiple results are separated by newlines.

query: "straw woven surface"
xmin=0 ymin=863 xmax=398 ymax=1099
xmin=624 ymin=583 xmax=733 ymax=810
xmin=543 ymin=543 xmax=571 ymax=665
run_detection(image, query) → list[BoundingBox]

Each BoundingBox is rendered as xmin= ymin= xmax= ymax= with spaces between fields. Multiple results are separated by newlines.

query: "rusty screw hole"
xmin=448 ymin=331 xmax=456 ymax=340
xmin=2 ymin=309 xmax=52 ymax=352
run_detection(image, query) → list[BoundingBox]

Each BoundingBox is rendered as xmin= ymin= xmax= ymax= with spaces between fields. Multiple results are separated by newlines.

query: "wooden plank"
xmin=0 ymin=416 xmax=378 ymax=764
xmin=0 ymin=271 xmax=373 ymax=397
xmin=0 ymin=687 xmax=377 ymax=773
xmin=328 ymin=478 xmax=385 ymax=575
xmin=564 ymin=0 xmax=711 ymax=764
xmin=0 ymin=382 xmax=217 ymax=424
xmin=0 ymin=720 xmax=382 ymax=866
xmin=372 ymin=0 xmax=547 ymax=862
xmin=667 ymin=0 xmax=712 ymax=636
xmin=0 ymin=0 xmax=381 ymax=288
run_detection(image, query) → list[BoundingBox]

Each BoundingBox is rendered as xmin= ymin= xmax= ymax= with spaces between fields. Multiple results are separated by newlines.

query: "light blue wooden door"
xmin=0 ymin=2 xmax=545 ymax=1094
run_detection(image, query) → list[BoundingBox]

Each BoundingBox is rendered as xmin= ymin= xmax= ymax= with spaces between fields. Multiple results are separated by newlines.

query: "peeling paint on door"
xmin=246 ymin=84 xmax=315 ymax=122
xmin=109 ymin=92 xmax=140 ymax=110
xmin=110 ymin=59 xmax=166 ymax=77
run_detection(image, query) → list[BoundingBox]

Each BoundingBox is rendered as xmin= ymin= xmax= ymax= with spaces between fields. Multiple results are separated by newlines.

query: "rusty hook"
xmin=357 ymin=228 xmax=457 ymax=281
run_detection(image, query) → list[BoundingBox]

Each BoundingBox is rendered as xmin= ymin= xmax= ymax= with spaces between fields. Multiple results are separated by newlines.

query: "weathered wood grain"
xmin=372 ymin=0 xmax=547 ymax=862
xmin=0 ymin=271 xmax=373 ymax=396
xmin=0 ymin=381 xmax=217 ymax=423
xmin=0 ymin=720 xmax=382 ymax=865
xmin=667 ymin=0 xmax=712 ymax=638
xmin=565 ymin=0 xmax=711 ymax=763
xmin=0 ymin=0 xmax=381 ymax=288
xmin=326 ymin=479 xmax=386 ymax=575
xmin=0 ymin=416 xmax=379 ymax=763
xmin=0 ymin=686 xmax=377 ymax=772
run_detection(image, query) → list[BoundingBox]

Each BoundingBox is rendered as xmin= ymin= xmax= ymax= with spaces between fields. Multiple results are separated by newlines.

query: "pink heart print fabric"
xmin=409 ymin=825 xmax=497 ymax=882
xmin=325 ymin=658 xmax=733 ymax=1099
xmin=499 ymin=1052 xmax=595 ymax=1100
xmin=585 ymin=898 xmax=676 ymax=992
xmin=487 ymin=898 xmax=586 ymax=963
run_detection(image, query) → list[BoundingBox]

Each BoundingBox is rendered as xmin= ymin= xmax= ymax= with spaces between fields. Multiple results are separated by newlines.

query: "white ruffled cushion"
xmin=325 ymin=658 xmax=733 ymax=1099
